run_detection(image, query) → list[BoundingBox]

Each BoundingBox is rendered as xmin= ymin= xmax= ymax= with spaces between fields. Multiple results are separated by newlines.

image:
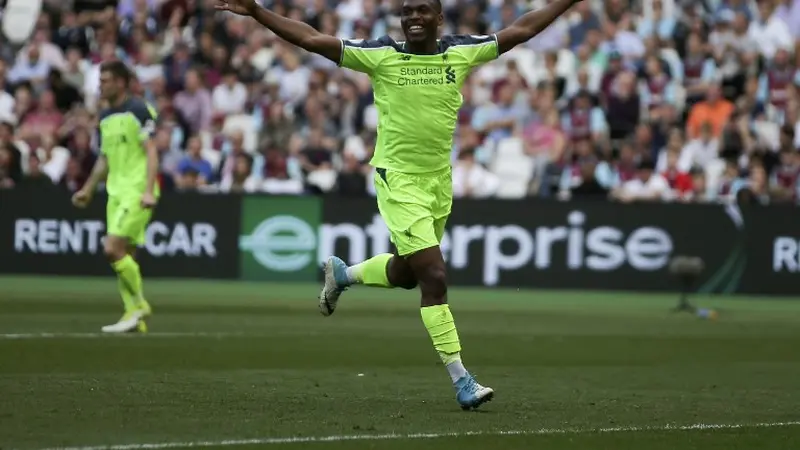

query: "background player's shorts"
xmin=106 ymin=196 xmax=152 ymax=246
xmin=374 ymin=167 xmax=453 ymax=256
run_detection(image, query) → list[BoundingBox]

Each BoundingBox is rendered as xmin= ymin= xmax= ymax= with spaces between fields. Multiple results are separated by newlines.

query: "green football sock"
xmin=346 ymin=253 xmax=394 ymax=287
xmin=112 ymin=255 xmax=144 ymax=311
xmin=421 ymin=304 xmax=462 ymax=365
xmin=116 ymin=278 xmax=137 ymax=313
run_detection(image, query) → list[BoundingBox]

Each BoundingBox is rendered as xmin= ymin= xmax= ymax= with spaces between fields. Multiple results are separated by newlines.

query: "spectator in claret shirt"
xmin=561 ymin=90 xmax=607 ymax=144
xmin=769 ymin=128 xmax=800 ymax=203
xmin=756 ymin=48 xmax=797 ymax=118
xmin=606 ymin=71 xmax=640 ymax=141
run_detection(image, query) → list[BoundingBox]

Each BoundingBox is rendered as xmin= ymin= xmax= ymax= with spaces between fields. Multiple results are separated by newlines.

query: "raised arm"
xmin=215 ymin=0 xmax=342 ymax=63
xmin=495 ymin=0 xmax=580 ymax=55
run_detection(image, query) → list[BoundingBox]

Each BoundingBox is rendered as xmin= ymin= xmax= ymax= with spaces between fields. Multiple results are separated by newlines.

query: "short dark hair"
xmin=99 ymin=60 xmax=132 ymax=86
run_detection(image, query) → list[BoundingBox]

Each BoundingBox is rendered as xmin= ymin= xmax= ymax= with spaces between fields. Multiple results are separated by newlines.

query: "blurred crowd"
xmin=0 ymin=0 xmax=799 ymax=205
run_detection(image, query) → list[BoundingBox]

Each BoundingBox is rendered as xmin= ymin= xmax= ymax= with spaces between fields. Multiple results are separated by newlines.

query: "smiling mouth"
xmin=408 ymin=25 xmax=424 ymax=33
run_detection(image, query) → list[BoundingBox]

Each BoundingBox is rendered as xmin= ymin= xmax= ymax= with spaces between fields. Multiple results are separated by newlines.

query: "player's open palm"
xmin=213 ymin=0 xmax=256 ymax=16
xmin=71 ymin=189 xmax=92 ymax=209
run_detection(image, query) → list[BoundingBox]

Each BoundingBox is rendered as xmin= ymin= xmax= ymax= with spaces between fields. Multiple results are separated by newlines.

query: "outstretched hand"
xmin=213 ymin=0 xmax=257 ymax=16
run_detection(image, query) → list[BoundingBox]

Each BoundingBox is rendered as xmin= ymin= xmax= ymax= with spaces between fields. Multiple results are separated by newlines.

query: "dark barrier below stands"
xmin=0 ymin=187 xmax=241 ymax=279
xmin=2 ymin=187 xmax=799 ymax=295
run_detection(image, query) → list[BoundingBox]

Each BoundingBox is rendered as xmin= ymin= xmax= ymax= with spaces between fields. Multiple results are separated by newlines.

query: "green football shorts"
xmin=374 ymin=167 xmax=452 ymax=256
xmin=106 ymin=196 xmax=152 ymax=246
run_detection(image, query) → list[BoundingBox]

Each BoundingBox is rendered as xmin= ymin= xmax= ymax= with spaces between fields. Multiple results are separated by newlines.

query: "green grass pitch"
xmin=1 ymin=275 xmax=800 ymax=449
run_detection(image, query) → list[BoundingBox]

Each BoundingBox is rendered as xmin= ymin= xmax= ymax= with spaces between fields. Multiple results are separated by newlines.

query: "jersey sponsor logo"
xmin=12 ymin=219 xmax=217 ymax=257
xmin=396 ymin=65 xmax=456 ymax=87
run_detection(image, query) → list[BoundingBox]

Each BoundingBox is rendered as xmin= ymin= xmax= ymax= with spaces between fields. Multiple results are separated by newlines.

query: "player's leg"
xmin=407 ymin=169 xmax=492 ymax=410
xmin=318 ymin=170 xmax=417 ymax=316
xmin=101 ymin=199 xmax=151 ymax=333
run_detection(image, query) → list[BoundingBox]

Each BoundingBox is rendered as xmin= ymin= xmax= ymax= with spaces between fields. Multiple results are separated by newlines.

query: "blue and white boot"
xmin=455 ymin=373 xmax=494 ymax=410
xmin=319 ymin=256 xmax=350 ymax=316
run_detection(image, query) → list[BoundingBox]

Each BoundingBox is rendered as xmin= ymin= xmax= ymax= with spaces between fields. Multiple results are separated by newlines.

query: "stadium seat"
xmin=222 ymin=115 xmax=258 ymax=153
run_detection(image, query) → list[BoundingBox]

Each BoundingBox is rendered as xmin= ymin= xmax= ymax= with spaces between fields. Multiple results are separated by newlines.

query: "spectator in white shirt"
xmin=748 ymin=0 xmax=794 ymax=60
xmin=8 ymin=45 xmax=50 ymax=87
xmin=678 ymin=122 xmax=720 ymax=171
xmin=212 ymin=69 xmax=248 ymax=116
xmin=612 ymin=159 xmax=670 ymax=202
xmin=452 ymin=148 xmax=500 ymax=198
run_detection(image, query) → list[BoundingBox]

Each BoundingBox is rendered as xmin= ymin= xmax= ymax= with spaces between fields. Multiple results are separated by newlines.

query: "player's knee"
xmin=387 ymin=257 xmax=418 ymax=290
xmin=418 ymin=264 xmax=447 ymax=299
xmin=395 ymin=278 xmax=418 ymax=290
xmin=103 ymin=238 xmax=126 ymax=261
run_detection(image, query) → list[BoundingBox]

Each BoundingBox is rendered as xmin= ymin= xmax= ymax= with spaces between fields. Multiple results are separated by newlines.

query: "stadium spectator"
xmin=174 ymin=69 xmax=213 ymax=133
xmin=611 ymin=159 xmax=670 ymax=202
xmin=687 ymin=85 xmax=735 ymax=139
xmin=452 ymin=148 xmax=500 ymax=198
xmin=176 ymin=135 xmax=214 ymax=188
xmin=0 ymin=0 xmax=797 ymax=205
xmin=0 ymin=144 xmax=20 ymax=188
xmin=212 ymin=69 xmax=248 ymax=116
xmin=23 ymin=153 xmax=59 ymax=189
xmin=219 ymin=153 xmax=259 ymax=193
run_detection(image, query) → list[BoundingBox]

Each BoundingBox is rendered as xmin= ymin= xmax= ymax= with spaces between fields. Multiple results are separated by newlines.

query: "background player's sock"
xmin=421 ymin=304 xmax=465 ymax=382
xmin=117 ymin=278 xmax=137 ymax=313
xmin=345 ymin=253 xmax=393 ymax=287
xmin=112 ymin=255 xmax=145 ymax=309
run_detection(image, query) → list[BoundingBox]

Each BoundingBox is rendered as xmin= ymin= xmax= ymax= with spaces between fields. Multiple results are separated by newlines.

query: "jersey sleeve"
xmin=339 ymin=37 xmax=394 ymax=75
xmin=128 ymin=99 xmax=158 ymax=143
xmin=447 ymin=34 xmax=499 ymax=68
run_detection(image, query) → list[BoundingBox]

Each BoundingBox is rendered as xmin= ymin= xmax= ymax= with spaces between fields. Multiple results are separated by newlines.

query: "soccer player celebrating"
xmin=72 ymin=61 xmax=159 ymax=334
xmin=215 ymin=0 xmax=579 ymax=409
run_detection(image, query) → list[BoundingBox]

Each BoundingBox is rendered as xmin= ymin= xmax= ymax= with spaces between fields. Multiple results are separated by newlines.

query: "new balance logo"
xmin=399 ymin=54 xmax=412 ymax=61
xmin=445 ymin=66 xmax=456 ymax=84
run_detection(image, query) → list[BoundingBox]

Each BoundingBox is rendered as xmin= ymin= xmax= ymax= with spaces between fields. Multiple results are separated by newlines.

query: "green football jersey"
xmin=339 ymin=34 xmax=499 ymax=174
xmin=97 ymin=97 xmax=160 ymax=199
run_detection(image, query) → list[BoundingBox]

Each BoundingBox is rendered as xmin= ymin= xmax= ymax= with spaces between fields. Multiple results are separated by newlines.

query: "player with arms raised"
xmin=72 ymin=61 xmax=159 ymax=334
xmin=216 ymin=0 xmax=579 ymax=409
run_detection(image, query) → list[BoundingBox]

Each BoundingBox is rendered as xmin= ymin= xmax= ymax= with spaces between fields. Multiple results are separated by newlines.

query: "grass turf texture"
xmin=1 ymin=276 xmax=799 ymax=450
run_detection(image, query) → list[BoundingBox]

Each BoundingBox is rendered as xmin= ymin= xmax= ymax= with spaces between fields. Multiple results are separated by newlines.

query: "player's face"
xmin=99 ymin=71 xmax=123 ymax=102
xmin=400 ymin=0 xmax=442 ymax=44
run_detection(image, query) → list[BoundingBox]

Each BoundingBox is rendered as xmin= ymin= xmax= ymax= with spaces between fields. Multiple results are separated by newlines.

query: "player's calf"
xmin=409 ymin=246 xmax=494 ymax=409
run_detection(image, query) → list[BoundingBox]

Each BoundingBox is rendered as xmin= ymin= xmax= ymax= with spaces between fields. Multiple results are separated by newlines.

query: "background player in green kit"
xmin=72 ymin=61 xmax=159 ymax=334
xmin=216 ymin=0 xmax=580 ymax=410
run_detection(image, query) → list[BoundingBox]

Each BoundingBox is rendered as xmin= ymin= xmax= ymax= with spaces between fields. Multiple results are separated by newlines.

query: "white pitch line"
xmin=29 ymin=421 xmax=800 ymax=450
xmin=0 ymin=332 xmax=251 ymax=340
